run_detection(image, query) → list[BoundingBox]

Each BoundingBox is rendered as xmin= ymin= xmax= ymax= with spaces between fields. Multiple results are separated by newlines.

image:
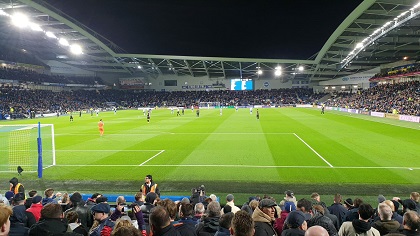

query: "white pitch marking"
xmin=49 ymin=164 xmax=419 ymax=170
xmin=293 ymin=133 xmax=334 ymax=167
xmin=57 ymin=150 xmax=163 ymax=152
xmin=139 ymin=150 xmax=165 ymax=166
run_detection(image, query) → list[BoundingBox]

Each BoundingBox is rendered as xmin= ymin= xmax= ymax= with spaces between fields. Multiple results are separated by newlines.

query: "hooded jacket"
xmin=252 ymin=206 xmax=277 ymax=236
xmin=338 ymin=219 xmax=380 ymax=236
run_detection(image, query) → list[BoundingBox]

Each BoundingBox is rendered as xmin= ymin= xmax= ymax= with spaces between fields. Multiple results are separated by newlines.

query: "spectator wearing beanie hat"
xmin=64 ymin=192 xmax=92 ymax=228
xmin=274 ymin=201 xmax=296 ymax=235
xmin=26 ymin=195 xmax=43 ymax=222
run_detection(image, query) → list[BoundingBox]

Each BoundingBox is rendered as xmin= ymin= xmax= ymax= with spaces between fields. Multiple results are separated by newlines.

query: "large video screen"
xmin=230 ymin=79 xmax=253 ymax=90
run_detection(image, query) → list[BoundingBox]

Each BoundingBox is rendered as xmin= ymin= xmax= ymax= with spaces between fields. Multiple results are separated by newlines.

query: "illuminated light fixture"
xmin=331 ymin=86 xmax=336 ymax=89
xmin=137 ymin=65 xmax=142 ymax=69
xmin=355 ymin=42 xmax=363 ymax=49
xmin=353 ymin=85 xmax=358 ymax=88
xmin=45 ymin=31 xmax=57 ymax=38
xmin=70 ymin=44 xmax=83 ymax=55
xmin=403 ymin=56 xmax=408 ymax=60
xmin=298 ymin=66 xmax=304 ymax=71
xmin=59 ymin=38 xmax=69 ymax=46
xmin=257 ymin=69 xmax=263 ymax=75
xmin=274 ymin=69 xmax=282 ymax=76
xmin=341 ymin=86 xmax=345 ymax=89
xmin=325 ymin=87 xmax=329 ymax=89
xmin=275 ymin=66 xmax=282 ymax=70
xmin=29 ymin=23 xmax=42 ymax=31
xmin=11 ymin=13 xmax=29 ymax=28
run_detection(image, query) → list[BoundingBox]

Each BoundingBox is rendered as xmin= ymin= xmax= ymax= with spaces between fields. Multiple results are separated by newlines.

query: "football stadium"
xmin=0 ymin=1 xmax=420 ymax=235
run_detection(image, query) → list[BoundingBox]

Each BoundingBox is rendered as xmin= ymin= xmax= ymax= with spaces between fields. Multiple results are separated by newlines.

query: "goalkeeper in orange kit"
xmin=98 ymin=119 xmax=104 ymax=136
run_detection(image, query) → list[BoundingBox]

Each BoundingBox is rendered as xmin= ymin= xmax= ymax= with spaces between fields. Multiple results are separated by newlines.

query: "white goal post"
xmin=0 ymin=123 xmax=55 ymax=176
xmin=199 ymin=102 xmax=221 ymax=109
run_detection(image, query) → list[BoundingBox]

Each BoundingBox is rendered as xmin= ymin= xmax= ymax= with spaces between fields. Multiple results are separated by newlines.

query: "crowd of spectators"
xmin=0 ymin=65 xmax=420 ymax=118
xmin=371 ymin=63 xmax=420 ymax=80
xmin=1 ymin=177 xmax=420 ymax=236
xmin=325 ymin=81 xmax=420 ymax=116
xmin=0 ymin=67 xmax=104 ymax=85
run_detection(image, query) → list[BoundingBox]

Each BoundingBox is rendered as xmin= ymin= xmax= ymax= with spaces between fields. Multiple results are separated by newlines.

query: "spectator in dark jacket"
xmin=281 ymin=210 xmax=307 ymax=236
xmin=175 ymin=203 xmax=197 ymax=236
xmin=371 ymin=203 xmax=401 ymax=235
xmin=344 ymin=198 xmax=363 ymax=222
xmin=196 ymin=201 xmax=221 ymax=236
xmin=66 ymin=211 xmax=88 ymax=236
xmin=28 ymin=202 xmax=81 ymax=236
xmin=252 ymin=199 xmax=277 ymax=236
xmin=64 ymin=192 xmax=92 ymax=228
xmin=214 ymin=212 xmax=234 ymax=236
xmin=307 ymin=205 xmax=337 ymax=236
xmin=150 ymin=206 xmax=180 ymax=236
xmin=328 ymin=194 xmax=348 ymax=228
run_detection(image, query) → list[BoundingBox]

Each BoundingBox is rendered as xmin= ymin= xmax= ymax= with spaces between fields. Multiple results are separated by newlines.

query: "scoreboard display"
xmin=230 ymin=79 xmax=253 ymax=90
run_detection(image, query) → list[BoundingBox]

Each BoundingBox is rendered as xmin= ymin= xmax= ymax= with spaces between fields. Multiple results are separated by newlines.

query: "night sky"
xmin=48 ymin=0 xmax=363 ymax=59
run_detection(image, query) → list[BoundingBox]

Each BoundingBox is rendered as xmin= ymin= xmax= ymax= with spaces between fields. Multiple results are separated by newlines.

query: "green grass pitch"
xmin=1 ymin=108 xmax=419 ymax=195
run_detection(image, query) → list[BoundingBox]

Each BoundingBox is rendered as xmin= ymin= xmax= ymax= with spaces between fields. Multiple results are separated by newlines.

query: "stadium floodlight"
xmin=45 ymin=31 xmax=57 ymax=39
xmin=137 ymin=65 xmax=142 ymax=69
xmin=274 ymin=69 xmax=282 ymax=76
xmin=11 ymin=13 xmax=29 ymax=28
xmin=70 ymin=44 xmax=83 ymax=55
xmin=325 ymin=86 xmax=329 ymax=90
xmin=257 ymin=69 xmax=263 ymax=75
xmin=29 ymin=23 xmax=42 ymax=32
xmin=59 ymin=38 xmax=69 ymax=46
xmin=275 ymin=66 xmax=282 ymax=70
xmin=298 ymin=66 xmax=304 ymax=71
xmin=355 ymin=42 xmax=363 ymax=49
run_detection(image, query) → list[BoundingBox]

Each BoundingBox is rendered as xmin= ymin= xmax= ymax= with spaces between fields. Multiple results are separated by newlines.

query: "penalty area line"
xmin=139 ymin=150 xmax=165 ymax=166
xmin=293 ymin=133 xmax=333 ymax=168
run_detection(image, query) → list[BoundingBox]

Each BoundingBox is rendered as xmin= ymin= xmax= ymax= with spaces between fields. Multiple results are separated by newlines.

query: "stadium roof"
xmin=0 ymin=0 xmax=419 ymax=82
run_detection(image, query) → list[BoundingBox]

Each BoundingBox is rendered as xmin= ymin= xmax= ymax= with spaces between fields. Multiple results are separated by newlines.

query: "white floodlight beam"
xmin=70 ymin=44 xmax=83 ymax=55
xmin=11 ymin=13 xmax=29 ymax=28
xmin=45 ymin=31 xmax=57 ymax=39
xmin=59 ymin=38 xmax=69 ymax=46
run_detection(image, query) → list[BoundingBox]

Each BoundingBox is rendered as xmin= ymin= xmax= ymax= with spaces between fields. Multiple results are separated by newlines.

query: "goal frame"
xmin=0 ymin=123 xmax=55 ymax=177
xmin=199 ymin=102 xmax=221 ymax=109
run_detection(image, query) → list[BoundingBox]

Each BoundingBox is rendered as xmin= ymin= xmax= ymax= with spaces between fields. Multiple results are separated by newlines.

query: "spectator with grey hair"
xmin=193 ymin=203 xmax=205 ymax=223
xmin=196 ymin=201 xmax=221 ymax=236
xmin=372 ymin=203 xmax=401 ymax=235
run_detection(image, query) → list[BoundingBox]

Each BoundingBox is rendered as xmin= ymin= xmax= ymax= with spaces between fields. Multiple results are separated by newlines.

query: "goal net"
xmin=199 ymin=102 xmax=221 ymax=109
xmin=0 ymin=123 xmax=55 ymax=175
